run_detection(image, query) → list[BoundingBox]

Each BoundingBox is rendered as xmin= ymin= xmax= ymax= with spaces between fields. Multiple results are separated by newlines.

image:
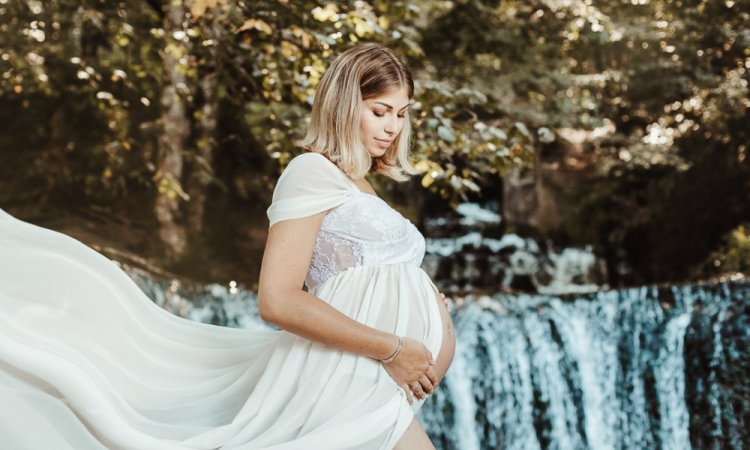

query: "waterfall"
xmin=421 ymin=202 xmax=604 ymax=295
xmin=419 ymin=281 xmax=748 ymax=450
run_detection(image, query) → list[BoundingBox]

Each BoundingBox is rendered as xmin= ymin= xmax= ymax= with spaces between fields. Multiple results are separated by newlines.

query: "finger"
xmin=424 ymin=366 xmax=439 ymax=387
xmin=418 ymin=373 xmax=434 ymax=394
xmin=424 ymin=350 xmax=435 ymax=366
xmin=402 ymin=384 xmax=413 ymax=405
xmin=410 ymin=382 xmax=425 ymax=400
xmin=429 ymin=350 xmax=435 ymax=365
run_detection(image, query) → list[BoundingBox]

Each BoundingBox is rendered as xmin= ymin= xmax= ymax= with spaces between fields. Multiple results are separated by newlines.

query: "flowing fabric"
xmin=0 ymin=151 xmax=444 ymax=449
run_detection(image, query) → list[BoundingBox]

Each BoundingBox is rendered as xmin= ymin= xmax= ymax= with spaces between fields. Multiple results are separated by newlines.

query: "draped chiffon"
xmin=0 ymin=152 xmax=444 ymax=449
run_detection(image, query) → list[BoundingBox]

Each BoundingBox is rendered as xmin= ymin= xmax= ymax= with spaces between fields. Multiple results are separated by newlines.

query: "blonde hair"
xmin=297 ymin=42 xmax=418 ymax=182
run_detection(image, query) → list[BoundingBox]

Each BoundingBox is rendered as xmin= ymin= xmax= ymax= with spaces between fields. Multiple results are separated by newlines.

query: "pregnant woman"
xmin=0 ymin=42 xmax=455 ymax=449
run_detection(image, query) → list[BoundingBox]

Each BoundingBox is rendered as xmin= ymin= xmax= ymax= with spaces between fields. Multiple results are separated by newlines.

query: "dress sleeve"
xmin=266 ymin=152 xmax=355 ymax=228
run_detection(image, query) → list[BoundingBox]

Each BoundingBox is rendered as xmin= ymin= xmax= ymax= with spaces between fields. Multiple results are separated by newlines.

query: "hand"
xmin=438 ymin=292 xmax=449 ymax=307
xmin=382 ymin=336 xmax=438 ymax=405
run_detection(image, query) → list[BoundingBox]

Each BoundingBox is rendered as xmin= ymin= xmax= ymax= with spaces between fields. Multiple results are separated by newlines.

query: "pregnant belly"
xmin=311 ymin=263 xmax=455 ymax=373
xmin=430 ymin=280 xmax=456 ymax=384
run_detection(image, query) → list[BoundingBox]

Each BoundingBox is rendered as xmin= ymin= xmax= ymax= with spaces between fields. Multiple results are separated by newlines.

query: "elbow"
xmin=257 ymin=289 xmax=287 ymax=325
xmin=257 ymin=273 xmax=305 ymax=326
xmin=257 ymin=293 xmax=277 ymax=324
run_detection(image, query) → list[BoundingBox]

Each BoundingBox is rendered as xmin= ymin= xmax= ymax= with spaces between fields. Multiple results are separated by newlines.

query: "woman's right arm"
xmin=257 ymin=211 xmax=438 ymax=404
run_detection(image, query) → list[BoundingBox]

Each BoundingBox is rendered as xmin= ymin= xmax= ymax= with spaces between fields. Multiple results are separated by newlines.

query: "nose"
xmin=384 ymin=115 xmax=397 ymax=135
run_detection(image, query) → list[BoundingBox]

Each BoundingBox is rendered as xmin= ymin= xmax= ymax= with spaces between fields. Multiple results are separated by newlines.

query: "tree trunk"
xmin=186 ymin=74 xmax=217 ymax=235
xmin=153 ymin=1 xmax=190 ymax=260
xmin=502 ymin=142 xmax=541 ymax=230
xmin=187 ymin=16 xmax=222 ymax=236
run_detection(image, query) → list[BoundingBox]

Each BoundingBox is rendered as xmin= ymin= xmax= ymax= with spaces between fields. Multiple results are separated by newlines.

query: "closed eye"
xmin=374 ymin=111 xmax=406 ymax=118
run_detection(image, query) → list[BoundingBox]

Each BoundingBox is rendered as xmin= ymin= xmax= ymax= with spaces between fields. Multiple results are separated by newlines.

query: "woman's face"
xmin=360 ymin=86 xmax=410 ymax=159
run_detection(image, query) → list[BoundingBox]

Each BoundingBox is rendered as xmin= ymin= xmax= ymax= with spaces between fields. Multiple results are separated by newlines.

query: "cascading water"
xmin=126 ymin=201 xmax=749 ymax=449
xmin=421 ymin=202 xmax=605 ymax=295
xmin=418 ymin=283 xmax=718 ymax=450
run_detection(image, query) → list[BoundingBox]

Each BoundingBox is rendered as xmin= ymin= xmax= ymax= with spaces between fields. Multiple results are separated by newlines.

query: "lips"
xmin=375 ymin=138 xmax=392 ymax=144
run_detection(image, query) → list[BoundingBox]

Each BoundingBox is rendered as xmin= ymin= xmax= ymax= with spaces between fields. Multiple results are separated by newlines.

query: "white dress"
xmin=0 ymin=151 xmax=444 ymax=449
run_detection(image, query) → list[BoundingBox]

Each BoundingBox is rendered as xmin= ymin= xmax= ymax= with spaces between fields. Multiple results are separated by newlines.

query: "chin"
xmin=368 ymin=147 xmax=387 ymax=158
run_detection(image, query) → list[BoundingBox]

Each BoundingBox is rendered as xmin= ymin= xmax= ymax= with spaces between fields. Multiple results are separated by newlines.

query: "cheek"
xmin=361 ymin=116 xmax=378 ymax=134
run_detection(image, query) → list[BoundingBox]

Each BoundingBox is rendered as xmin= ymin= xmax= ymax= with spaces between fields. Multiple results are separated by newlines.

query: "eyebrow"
xmin=373 ymin=101 xmax=411 ymax=112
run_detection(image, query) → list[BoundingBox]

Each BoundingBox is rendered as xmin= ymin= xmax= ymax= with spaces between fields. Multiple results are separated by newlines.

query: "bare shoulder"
xmin=265 ymin=210 xmax=327 ymax=255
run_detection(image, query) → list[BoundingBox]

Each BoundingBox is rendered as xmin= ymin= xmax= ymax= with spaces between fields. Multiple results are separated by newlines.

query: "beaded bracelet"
xmin=379 ymin=335 xmax=402 ymax=364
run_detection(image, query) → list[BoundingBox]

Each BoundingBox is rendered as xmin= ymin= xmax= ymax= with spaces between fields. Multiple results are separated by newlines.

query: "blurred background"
xmin=1 ymin=0 xmax=748 ymax=448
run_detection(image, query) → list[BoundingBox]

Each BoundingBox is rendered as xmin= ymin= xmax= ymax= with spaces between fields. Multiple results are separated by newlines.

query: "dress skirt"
xmin=0 ymin=209 xmax=443 ymax=449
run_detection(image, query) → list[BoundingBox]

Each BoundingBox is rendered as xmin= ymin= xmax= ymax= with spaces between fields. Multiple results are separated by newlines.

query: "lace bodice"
xmin=266 ymin=152 xmax=426 ymax=290
xmin=306 ymin=191 xmax=426 ymax=290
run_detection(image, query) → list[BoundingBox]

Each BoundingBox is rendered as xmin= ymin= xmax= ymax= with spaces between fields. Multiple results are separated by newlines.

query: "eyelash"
xmin=374 ymin=111 xmax=406 ymax=119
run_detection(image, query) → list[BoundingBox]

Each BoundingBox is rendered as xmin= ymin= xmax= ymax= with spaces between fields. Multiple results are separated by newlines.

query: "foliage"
xmin=1 ymin=0 xmax=748 ymax=283
xmin=0 ymin=0 xmax=162 ymax=198
xmin=415 ymin=0 xmax=749 ymax=283
xmin=698 ymin=223 xmax=750 ymax=278
xmin=0 ymin=0 xmax=535 ymax=207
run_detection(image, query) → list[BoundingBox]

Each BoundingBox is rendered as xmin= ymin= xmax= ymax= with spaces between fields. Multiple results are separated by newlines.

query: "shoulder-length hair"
xmin=297 ymin=42 xmax=418 ymax=182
